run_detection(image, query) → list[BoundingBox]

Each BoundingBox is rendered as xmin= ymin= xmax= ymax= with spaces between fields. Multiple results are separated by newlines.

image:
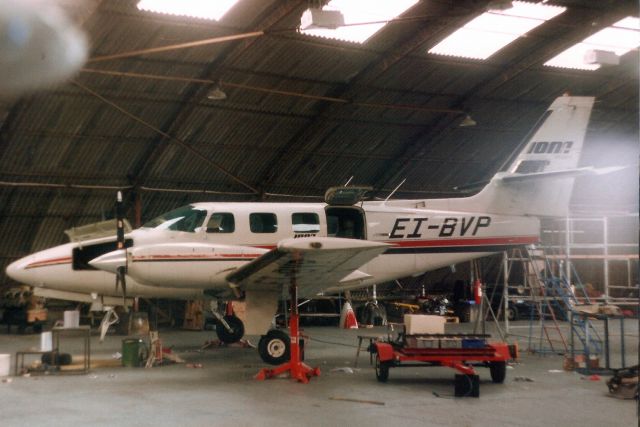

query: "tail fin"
xmin=464 ymin=95 xmax=595 ymax=217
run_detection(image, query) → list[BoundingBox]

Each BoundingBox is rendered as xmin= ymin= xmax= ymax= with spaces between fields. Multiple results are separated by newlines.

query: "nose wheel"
xmin=216 ymin=315 xmax=245 ymax=344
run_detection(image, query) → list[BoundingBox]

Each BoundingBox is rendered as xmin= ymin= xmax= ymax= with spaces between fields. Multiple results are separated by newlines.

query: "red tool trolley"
xmin=370 ymin=328 xmax=518 ymax=397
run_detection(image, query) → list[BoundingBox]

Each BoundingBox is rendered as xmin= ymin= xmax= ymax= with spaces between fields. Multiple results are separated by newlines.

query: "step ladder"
xmin=515 ymin=246 xmax=568 ymax=354
xmin=522 ymin=245 xmax=602 ymax=355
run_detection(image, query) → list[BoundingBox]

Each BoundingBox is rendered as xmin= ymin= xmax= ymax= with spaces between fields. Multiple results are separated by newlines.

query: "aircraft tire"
xmin=375 ymin=354 xmax=390 ymax=382
xmin=258 ymin=329 xmax=290 ymax=365
xmin=216 ymin=315 xmax=244 ymax=344
xmin=489 ymin=361 xmax=507 ymax=383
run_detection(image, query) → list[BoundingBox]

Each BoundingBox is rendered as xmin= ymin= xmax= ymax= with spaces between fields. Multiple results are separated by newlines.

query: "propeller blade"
xmin=114 ymin=191 xmax=128 ymax=308
xmin=116 ymin=191 xmax=125 ymax=250
xmin=117 ymin=265 xmax=127 ymax=303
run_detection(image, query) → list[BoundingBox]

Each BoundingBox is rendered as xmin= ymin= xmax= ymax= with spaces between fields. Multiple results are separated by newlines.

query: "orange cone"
xmin=340 ymin=301 xmax=358 ymax=329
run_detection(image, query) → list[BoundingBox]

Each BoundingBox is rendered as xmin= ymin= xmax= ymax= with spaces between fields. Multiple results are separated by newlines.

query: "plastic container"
xmin=122 ymin=338 xmax=147 ymax=367
xmin=0 ymin=354 xmax=10 ymax=377
xmin=40 ymin=331 xmax=52 ymax=351
xmin=63 ymin=310 xmax=80 ymax=328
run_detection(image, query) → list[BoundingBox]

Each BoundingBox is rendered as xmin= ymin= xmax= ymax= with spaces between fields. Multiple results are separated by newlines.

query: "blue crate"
xmin=462 ymin=339 xmax=487 ymax=349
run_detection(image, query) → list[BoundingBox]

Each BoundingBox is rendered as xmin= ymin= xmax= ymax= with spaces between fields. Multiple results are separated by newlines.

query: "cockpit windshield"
xmin=142 ymin=205 xmax=207 ymax=232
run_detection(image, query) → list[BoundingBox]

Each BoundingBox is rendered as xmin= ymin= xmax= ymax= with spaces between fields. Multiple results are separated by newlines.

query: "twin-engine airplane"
xmin=7 ymin=96 xmax=614 ymax=364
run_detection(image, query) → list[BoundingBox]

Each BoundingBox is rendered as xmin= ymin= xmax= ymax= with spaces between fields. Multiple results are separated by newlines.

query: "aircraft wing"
xmin=226 ymin=237 xmax=388 ymax=298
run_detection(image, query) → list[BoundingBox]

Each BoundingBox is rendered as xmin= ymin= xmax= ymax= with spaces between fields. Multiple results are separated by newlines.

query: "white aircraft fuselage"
xmin=6 ymin=201 xmax=539 ymax=300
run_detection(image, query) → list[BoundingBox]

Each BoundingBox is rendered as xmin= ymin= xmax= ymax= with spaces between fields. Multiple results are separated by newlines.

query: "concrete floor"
xmin=0 ymin=320 xmax=637 ymax=427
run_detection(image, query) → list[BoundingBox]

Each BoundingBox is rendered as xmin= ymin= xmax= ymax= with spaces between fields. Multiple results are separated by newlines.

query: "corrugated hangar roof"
xmin=0 ymin=0 xmax=638 ymax=283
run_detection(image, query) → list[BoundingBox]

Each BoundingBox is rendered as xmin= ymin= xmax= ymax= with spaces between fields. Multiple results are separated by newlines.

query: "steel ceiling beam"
xmin=255 ymin=0 xmax=485 ymax=196
xmin=124 ymin=0 xmax=307 ymax=194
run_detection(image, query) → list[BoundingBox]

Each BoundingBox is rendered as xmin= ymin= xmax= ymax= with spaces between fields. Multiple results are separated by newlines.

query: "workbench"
xmin=15 ymin=326 xmax=91 ymax=375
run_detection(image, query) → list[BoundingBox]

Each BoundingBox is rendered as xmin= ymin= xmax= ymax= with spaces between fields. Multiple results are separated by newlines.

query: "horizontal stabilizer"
xmin=501 ymin=166 xmax=628 ymax=183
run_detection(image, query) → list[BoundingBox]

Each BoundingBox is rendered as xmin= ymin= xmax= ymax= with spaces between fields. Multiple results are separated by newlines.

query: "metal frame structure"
xmin=541 ymin=214 xmax=639 ymax=307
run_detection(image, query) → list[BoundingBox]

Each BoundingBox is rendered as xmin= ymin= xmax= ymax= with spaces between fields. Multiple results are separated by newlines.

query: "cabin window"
xmin=292 ymin=213 xmax=320 ymax=233
xmin=250 ymin=213 xmax=278 ymax=233
xmin=142 ymin=205 xmax=207 ymax=233
xmin=206 ymin=213 xmax=235 ymax=233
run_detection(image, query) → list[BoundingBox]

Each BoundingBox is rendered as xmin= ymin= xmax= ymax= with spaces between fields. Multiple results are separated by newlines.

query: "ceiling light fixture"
xmin=300 ymin=7 xmax=345 ymax=30
xmin=544 ymin=16 xmax=639 ymax=70
xmin=300 ymin=0 xmax=419 ymax=44
xmin=207 ymin=82 xmax=227 ymax=100
xmin=459 ymin=114 xmax=477 ymax=127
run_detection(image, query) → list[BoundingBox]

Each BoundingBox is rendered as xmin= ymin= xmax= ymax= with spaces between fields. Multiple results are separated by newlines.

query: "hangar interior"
xmin=0 ymin=1 xmax=638 ymax=425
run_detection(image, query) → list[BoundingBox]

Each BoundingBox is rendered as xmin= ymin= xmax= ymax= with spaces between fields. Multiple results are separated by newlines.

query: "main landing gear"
xmin=255 ymin=277 xmax=319 ymax=383
xmin=258 ymin=329 xmax=289 ymax=365
xmin=258 ymin=329 xmax=306 ymax=365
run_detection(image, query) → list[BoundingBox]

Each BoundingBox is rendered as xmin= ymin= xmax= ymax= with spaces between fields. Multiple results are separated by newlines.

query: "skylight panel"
xmin=137 ymin=0 xmax=239 ymax=21
xmin=428 ymin=1 xmax=566 ymax=60
xmin=545 ymin=17 xmax=640 ymax=70
xmin=300 ymin=0 xmax=419 ymax=44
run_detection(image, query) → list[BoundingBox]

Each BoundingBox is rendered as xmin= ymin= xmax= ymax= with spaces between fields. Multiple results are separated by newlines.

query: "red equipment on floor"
xmin=371 ymin=330 xmax=518 ymax=397
xmin=255 ymin=275 xmax=320 ymax=384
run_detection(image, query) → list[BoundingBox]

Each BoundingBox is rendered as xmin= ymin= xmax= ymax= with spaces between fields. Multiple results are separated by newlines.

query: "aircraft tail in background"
xmin=458 ymin=95 xmax=600 ymax=217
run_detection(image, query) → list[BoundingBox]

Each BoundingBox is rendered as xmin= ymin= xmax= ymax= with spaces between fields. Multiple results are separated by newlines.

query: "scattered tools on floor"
xmin=329 ymin=397 xmax=385 ymax=406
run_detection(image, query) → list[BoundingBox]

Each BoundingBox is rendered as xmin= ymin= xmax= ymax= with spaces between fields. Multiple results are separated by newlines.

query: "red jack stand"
xmin=255 ymin=277 xmax=320 ymax=383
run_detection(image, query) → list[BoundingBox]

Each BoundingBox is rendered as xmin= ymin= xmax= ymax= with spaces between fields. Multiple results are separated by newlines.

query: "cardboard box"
xmin=404 ymin=314 xmax=445 ymax=335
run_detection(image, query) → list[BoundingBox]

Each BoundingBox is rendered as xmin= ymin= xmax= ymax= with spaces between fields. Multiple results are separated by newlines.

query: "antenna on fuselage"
xmin=344 ymin=176 xmax=354 ymax=186
xmin=384 ymin=179 xmax=406 ymax=204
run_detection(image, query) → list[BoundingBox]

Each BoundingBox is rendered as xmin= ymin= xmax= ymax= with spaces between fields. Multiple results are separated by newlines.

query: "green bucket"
xmin=122 ymin=338 xmax=147 ymax=367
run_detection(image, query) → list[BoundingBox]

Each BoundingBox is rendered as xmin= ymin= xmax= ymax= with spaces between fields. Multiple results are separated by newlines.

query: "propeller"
xmin=114 ymin=191 xmax=128 ymax=308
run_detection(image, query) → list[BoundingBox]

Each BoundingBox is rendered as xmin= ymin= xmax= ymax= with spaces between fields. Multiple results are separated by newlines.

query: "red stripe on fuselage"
xmin=385 ymin=235 xmax=539 ymax=247
xmin=132 ymin=253 xmax=264 ymax=262
xmin=25 ymin=257 xmax=72 ymax=269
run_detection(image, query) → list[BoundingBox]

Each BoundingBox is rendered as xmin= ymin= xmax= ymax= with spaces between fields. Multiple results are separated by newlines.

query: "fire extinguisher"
xmin=473 ymin=279 xmax=482 ymax=305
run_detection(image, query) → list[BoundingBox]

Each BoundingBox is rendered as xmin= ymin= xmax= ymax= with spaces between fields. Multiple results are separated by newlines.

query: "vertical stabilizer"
xmin=462 ymin=95 xmax=595 ymax=217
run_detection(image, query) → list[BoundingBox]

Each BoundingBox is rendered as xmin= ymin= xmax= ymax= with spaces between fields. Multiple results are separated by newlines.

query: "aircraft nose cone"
xmin=6 ymin=257 xmax=35 ymax=284
xmin=89 ymin=249 xmax=126 ymax=274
